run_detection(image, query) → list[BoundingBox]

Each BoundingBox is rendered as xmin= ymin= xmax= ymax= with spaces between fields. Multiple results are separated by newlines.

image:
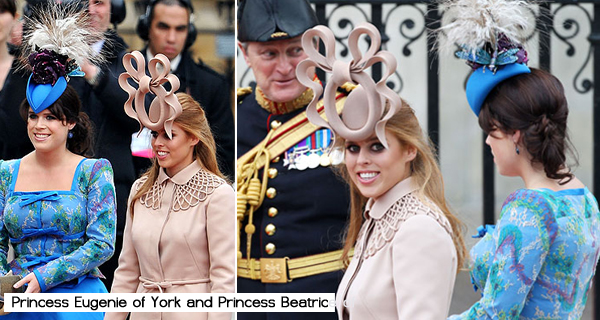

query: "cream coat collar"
xmin=365 ymin=177 xmax=419 ymax=220
xmin=157 ymin=160 xmax=203 ymax=185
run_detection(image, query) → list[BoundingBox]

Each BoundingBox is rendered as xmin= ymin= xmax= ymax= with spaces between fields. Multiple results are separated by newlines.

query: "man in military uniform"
xmin=236 ymin=0 xmax=351 ymax=319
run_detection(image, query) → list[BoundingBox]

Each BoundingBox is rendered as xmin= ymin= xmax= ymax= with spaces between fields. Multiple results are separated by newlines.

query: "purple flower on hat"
xmin=515 ymin=49 xmax=528 ymax=65
xmin=497 ymin=33 xmax=528 ymax=65
xmin=28 ymin=49 xmax=69 ymax=85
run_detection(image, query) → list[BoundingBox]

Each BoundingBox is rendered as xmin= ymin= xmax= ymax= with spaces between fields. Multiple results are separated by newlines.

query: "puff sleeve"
xmin=0 ymin=160 xmax=9 ymax=274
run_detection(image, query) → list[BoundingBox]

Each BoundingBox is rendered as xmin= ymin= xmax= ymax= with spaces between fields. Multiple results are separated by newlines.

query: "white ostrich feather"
xmin=21 ymin=2 xmax=105 ymax=69
xmin=438 ymin=0 xmax=533 ymax=56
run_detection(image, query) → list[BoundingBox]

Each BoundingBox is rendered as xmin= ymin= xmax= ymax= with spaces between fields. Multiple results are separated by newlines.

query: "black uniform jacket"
xmin=237 ymin=90 xmax=350 ymax=320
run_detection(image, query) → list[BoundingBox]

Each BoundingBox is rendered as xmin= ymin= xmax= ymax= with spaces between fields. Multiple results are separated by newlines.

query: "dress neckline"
xmin=531 ymin=187 xmax=588 ymax=197
xmin=11 ymin=158 xmax=87 ymax=193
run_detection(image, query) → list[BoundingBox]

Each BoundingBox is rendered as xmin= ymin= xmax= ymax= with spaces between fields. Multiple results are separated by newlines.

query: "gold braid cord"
xmin=237 ymin=129 xmax=275 ymax=266
xmin=236 ymin=90 xmax=351 ymax=272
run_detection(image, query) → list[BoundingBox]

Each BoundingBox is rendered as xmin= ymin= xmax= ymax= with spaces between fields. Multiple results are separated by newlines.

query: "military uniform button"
xmin=265 ymin=243 xmax=276 ymax=255
xmin=265 ymin=224 xmax=276 ymax=236
xmin=266 ymin=187 xmax=277 ymax=199
xmin=272 ymin=156 xmax=280 ymax=163
xmin=271 ymin=120 xmax=282 ymax=129
xmin=268 ymin=207 xmax=279 ymax=217
xmin=268 ymin=168 xmax=278 ymax=179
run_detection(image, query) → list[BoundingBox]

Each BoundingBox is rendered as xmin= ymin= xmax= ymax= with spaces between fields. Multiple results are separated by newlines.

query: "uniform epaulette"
xmin=237 ymin=87 xmax=253 ymax=104
xmin=339 ymin=82 xmax=358 ymax=95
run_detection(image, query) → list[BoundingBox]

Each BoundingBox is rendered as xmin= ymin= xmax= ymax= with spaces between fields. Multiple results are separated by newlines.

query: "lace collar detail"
xmin=365 ymin=177 xmax=419 ymax=220
xmin=138 ymin=162 xmax=226 ymax=211
xmin=254 ymin=77 xmax=321 ymax=115
xmin=355 ymin=192 xmax=453 ymax=260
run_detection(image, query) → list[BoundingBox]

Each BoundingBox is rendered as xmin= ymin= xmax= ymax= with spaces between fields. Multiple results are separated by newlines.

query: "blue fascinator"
xmin=438 ymin=0 xmax=533 ymax=115
xmin=26 ymin=75 xmax=67 ymax=114
xmin=466 ymin=63 xmax=530 ymax=115
xmin=21 ymin=3 xmax=104 ymax=113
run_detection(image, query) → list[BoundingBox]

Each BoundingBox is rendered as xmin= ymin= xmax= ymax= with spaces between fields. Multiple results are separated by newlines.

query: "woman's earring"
xmin=515 ymin=145 xmax=520 ymax=155
xmin=68 ymin=131 xmax=74 ymax=139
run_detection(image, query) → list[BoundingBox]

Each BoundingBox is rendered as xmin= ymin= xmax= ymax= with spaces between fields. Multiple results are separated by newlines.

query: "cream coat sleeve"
xmin=105 ymin=185 xmax=141 ymax=320
xmin=206 ymin=184 xmax=235 ymax=320
xmin=393 ymin=215 xmax=457 ymax=319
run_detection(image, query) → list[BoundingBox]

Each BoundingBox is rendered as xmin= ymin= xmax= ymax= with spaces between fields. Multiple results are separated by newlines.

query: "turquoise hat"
xmin=26 ymin=74 xmax=68 ymax=114
xmin=466 ymin=63 xmax=531 ymax=116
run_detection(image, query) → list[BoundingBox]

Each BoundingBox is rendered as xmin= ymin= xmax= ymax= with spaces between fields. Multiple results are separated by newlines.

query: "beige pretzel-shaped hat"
xmin=296 ymin=22 xmax=400 ymax=148
xmin=119 ymin=51 xmax=182 ymax=139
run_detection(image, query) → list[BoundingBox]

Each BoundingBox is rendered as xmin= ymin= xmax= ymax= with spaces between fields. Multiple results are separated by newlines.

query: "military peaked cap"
xmin=237 ymin=0 xmax=319 ymax=42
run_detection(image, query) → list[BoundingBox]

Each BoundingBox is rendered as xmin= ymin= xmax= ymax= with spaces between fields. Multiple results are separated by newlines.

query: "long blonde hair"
xmin=337 ymin=100 xmax=467 ymax=270
xmin=129 ymin=93 xmax=225 ymax=215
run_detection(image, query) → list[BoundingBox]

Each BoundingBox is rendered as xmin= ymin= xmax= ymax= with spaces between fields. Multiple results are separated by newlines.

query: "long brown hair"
xmin=337 ymin=100 xmax=466 ymax=270
xmin=129 ymin=93 xmax=224 ymax=215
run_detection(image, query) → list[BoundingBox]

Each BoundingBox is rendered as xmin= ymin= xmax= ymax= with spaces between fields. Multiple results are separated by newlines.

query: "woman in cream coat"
xmin=106 ymin=90 xmax=235 ymax=320
xmin=334 ymin=104 xmax=466 ymax=319
xmin=296 ymin=23 xmax=466 ymax=319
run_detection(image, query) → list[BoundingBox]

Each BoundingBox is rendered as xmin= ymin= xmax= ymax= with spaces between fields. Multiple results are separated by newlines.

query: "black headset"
xmin=111 ymin=0 xmax=126 ymax=26
xmin=136 ymin=0 xmax=197 ymax=50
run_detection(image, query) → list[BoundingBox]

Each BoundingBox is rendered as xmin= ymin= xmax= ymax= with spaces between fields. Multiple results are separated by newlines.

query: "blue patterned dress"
xmin=449 ymin=188 xmax=600 ymax=320
xmin=0 ymin=158 xmax=116 ymax=319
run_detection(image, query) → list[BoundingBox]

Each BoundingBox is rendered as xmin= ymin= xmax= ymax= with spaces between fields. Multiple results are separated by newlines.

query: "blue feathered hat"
xmin=26 ymin=75 xmax=68 ymax=114
xmin=466 ymin=63 xmax=531 ymax=116
xmin=22 ymin=2 xmax=103 ymax=113
xmin=438 ymin=0 xmax=533 ymax=116
xmin=25 ymin=49 xmax=78 ymax=113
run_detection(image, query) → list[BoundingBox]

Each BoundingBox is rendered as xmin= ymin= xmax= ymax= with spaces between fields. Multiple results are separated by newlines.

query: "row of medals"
xmin=283 ymin=147 xmax=344 ymax=170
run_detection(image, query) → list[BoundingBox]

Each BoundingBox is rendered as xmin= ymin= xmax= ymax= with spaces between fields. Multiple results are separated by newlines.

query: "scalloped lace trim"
xmin=139 ymin=170 xmax=225 ymax=211
xmin=355 ymin=192 xmax=453 ymax=260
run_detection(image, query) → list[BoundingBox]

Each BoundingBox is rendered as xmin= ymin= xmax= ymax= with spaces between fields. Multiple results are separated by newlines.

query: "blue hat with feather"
xmin=438 ymin=0 xmax=533 ymax=116
xmin=22 ymin=2 xmax=103 ymax=114
xmin=25 ymin=49 xmax=82 ymax=113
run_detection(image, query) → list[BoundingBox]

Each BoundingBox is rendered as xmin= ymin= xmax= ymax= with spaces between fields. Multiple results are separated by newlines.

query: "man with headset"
xmin=136 ymin=0 xmax=235 ymax=177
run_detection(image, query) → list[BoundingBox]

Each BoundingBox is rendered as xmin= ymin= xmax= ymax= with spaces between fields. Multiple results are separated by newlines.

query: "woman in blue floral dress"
xmin=441 ymin=5 xmax=600 ymax=319
xmin=450 ymin=69 xmax=600 ymax=319
xmin=0 ymin=6 xmax=116 ymax=318
xmin=439 ymin=0 xmax=600 ymax=318
xmin=0 ymin=84 xmax=116 ymax=319
xmin=0 ymin=86 xmax=116 ymax=319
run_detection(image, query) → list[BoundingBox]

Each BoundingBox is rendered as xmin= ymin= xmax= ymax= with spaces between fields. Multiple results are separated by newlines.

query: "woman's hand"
xmin=13 ymin=273 xmax=41 ymax=293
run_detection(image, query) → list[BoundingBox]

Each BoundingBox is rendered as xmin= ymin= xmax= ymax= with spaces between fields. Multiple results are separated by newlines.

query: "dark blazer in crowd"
xmin=0 ymin=47 xmax=32 ymax=161
xmin=69 ymin=30 xmax=138 ymax=287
